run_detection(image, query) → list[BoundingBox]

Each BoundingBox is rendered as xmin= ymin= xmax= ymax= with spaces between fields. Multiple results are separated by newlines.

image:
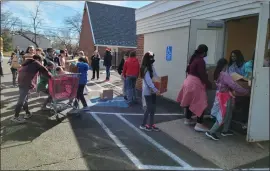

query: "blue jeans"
xmin=105 ymin=66 xmax=111 ymax=79
xmin=126 ymin=76 xmax=137 ymax=103
xmin=121 ymin=75 xmax=127 ymax=96
xmin=15 ymin=87 xmax=30 ymax=117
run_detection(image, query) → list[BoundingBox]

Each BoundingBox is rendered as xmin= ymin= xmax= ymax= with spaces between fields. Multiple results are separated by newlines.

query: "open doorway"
xmin=223 ymin=15 xmax=259 ymax=134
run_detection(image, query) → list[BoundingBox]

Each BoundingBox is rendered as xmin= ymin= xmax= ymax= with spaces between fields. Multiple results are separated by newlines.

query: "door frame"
xmin=247 ymin=2 xmax=269 ymax=142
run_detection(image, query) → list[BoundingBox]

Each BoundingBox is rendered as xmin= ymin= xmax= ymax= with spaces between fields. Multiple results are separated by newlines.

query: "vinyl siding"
xmin=136 ymin=0 xmax=261 ymax=35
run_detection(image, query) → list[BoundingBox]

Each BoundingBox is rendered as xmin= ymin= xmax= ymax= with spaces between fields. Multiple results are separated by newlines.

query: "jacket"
xmin=103 ymin=51 xmax=112 ymax=66
xmin=91 ymin=55 xmax=100 ymax=68
xmin=77 ymin=62 xmax=89 ymax=85
xmin=44 ymin=55 xmax=60 ymax=66
xmin=123 ymin=57 xmax=140 ymax=78
xmin=10 ymin=56 xmax=21 ymax=69
xmin=37 ymin=70 xmax=55 ymax=92
xmin=117 ymin=58 xmax=125 ymax=75
xmin=18 ymin=59 xmax=52 ymax=89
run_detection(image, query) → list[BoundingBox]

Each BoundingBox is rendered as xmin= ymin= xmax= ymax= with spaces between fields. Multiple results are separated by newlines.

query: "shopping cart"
xmin=48 ymin=73 xmax=80 ymax=121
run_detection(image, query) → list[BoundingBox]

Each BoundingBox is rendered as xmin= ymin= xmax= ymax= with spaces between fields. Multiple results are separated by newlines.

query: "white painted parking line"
xmin=88 ymin=111 xmax=183 ymax=116
xmin=240 ymin=169 xmax=270 ymax=171
xmin=91 ymin=113 xmax=144 ymax=169
xmin=115 ymin=113 xmax=192 ymax=168
xmin=141 ymin=165 xmax=222 ymax=170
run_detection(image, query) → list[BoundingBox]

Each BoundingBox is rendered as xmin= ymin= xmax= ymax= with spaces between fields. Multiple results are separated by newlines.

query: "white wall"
xmin=144 ymin=27 xmax=189 ymax=101
xmin=136 ymin=0 xmax=261 ymax=35
xmin=12 ymin=33 xmax=51 ymax=51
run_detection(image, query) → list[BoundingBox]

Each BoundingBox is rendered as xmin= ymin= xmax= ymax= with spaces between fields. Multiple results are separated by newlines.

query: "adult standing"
xmin=177 ymin=44 xmax=212 ymax=132
xmin=103 ymin=48 xmax=112 ymax=81
xmin=78 ymin=51 xmax=89 ymax=64
xmin=14 ymin=46 xmax=22 ymax=64
xmin=227 ymin=50 xmax=245 ymax=75
xmin=91 ymin=50 xmax=100 ymax=80
xmin=123 ymin=51 xmax=140 ymax=105
xmin=44 ymin=48 xmax=60 ymax=67
xmin=23 ymin=46 xmax=35 ymax=62
xmin=59 ymin=50 xmax=66 ymax=70
xmin=11 ymin=55 xmax=52 ymax=123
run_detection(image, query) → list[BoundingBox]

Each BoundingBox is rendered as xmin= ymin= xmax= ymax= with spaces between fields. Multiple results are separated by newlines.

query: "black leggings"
xmin=142 ymin=94 xmax=156 ymax=126
xmin=0 ymin=62 xmax=3 ymax=76
xmin=92 ymin=67 xmax=99 ymax=79
xmin=74 ymin=84 xmax=87 ymax=108
xmin=185 ymin=107 xmax=204 ymax=124
xmin=10 ymin=68 xmax=18 ymax=86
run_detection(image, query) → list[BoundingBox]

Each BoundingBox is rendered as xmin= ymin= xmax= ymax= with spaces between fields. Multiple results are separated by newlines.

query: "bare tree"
xmin=47 ymin=29 xmax=79 ymax=54
xmin=64 ymin=13 xmax=82 ymax=35
xmin=1 ymin=11 xmax=20 ymax=35
xmin=15 ymin=2 xmax=43 ymax=47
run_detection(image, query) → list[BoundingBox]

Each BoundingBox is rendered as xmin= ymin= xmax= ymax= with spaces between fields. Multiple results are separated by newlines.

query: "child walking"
xmin=205 ymin=58 xmax=249 ymax=141
xmin=73 ymin=57 xmax=89 ymax=108
xmin=139 ymin=51 xmax=160 ymax=131
xmin=8 ymin=52 xmax=21 ymax=87
xmin=37 ymin=61 xmax=55 ymax=110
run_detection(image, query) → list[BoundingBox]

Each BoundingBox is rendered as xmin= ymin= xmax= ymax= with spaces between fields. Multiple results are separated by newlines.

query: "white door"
xmin=247 ymin=2 xmax=269 ymax=142
xmin=187 ymin=19 xmax=225 ymax=111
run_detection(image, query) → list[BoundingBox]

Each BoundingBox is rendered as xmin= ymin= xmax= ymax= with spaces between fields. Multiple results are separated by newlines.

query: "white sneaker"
xmin=24 ymin=113 xmax=33 ymax=119
xmin=10 ymin=116 xmax=26 ymax=123
xmin=194 ymin=124 xmax=209 ymax=132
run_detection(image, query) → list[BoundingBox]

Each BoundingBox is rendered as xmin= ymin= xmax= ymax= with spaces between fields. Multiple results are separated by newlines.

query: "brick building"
xmin=79 ymin=2 xmax=137 ymax=67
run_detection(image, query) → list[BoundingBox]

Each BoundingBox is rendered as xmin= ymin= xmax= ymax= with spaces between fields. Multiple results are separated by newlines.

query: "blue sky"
xmin=2 ymin=1 xmax=152 ymax=34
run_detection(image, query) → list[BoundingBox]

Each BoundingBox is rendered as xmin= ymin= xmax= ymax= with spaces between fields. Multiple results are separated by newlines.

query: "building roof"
xmin=86 ymin=1 xmax=136 ymax=47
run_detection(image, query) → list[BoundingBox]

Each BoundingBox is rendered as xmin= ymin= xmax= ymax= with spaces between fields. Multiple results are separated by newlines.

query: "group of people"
xmin=90 ymin=48 xmax=113 ymax=81
xmin=177 ymin=44 xmax=252 ymax=141
xmin=8 ymin=45 xmax=90 ymax=123
xmin=4 ymin=43 xmax=256 ymax=137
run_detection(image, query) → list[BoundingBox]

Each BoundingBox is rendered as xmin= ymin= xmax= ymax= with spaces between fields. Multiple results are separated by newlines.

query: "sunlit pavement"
xmin=1 ymin=58 xmax=269 ymax=170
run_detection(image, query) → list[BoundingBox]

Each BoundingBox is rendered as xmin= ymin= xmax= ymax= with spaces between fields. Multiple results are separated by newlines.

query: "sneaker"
xmin=151 ymin=124 xmax=160 ymax=132
xmin=205 ymin=131 xmax=220 ymax=141
xmin=139 ymin=125 xmax=152 ymax=131
xmin=10 ymin=116 xmax=26 ymax=123
xmin=194 ymin=123 xmax=208 ymax=132
xmin=184 ymin=119 xmax=196 ymax=125
xmin=91 ymin=78 xmax=95 ymax=80
xmin=221 ymin=130 xmax=234 ymax=136
xmin=24 ymin=112 xmax=33 ymax=119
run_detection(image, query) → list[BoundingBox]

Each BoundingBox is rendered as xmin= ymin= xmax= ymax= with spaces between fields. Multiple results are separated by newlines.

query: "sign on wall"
xmin=166 ymin=46 xmax=172 ymax=61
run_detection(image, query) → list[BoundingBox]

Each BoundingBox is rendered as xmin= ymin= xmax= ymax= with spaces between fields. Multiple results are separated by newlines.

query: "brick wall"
xmin=135 ymin=34 xmax=144 ymax=90
xmin=79 ymin=6 xmax=95 ymax=59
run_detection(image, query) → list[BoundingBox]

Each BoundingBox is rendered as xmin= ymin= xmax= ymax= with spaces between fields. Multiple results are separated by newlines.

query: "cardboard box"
xmin=153 ymin=76 xmax=168 ymax=94
xmin=100 ymin=89 xmax=113 ymax=100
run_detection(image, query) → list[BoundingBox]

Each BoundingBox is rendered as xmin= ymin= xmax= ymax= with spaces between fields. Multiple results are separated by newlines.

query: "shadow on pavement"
xmin=1 ymin=97 xmax=63 ymax=145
